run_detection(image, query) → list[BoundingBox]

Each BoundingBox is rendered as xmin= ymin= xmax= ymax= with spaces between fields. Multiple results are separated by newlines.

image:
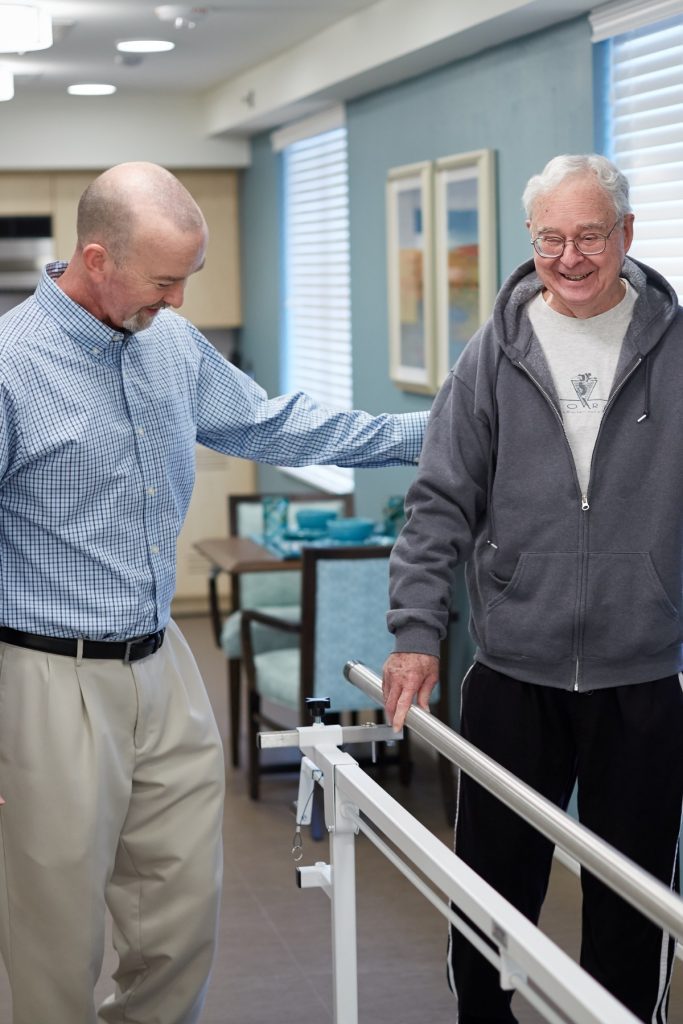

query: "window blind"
xmin=598 ymin=11 xmax=683 ymax=298
xmin=281 ymin=124 xmax=353 ymax=494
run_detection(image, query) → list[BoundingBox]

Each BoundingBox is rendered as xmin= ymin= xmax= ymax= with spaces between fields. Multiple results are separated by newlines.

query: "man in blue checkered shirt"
xmin=0 ymin=161 xmax=427 ymax=1024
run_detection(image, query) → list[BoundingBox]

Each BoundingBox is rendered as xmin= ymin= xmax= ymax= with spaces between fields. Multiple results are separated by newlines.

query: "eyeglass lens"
xmin=535 ymin=235 xmax=606 ymax=257
xmin=532 ymin=221 xmax=618 ymax=258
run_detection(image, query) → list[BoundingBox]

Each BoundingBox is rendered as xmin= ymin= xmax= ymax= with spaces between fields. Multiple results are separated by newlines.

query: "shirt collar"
xmin=36 ymin=262 xmax=133 ymax=355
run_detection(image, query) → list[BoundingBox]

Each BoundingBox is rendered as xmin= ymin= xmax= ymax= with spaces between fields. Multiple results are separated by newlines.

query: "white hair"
xmin=522 ymin=154 xmax=632 ymax=221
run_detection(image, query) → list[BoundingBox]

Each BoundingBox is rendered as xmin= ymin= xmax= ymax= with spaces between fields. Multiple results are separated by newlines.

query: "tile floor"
xmin=0 ymin=614 xmax=681 ymax=1023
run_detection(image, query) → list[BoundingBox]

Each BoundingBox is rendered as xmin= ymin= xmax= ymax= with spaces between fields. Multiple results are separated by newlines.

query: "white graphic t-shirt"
xmin=527 ymin=281 xmax=636 ymax=496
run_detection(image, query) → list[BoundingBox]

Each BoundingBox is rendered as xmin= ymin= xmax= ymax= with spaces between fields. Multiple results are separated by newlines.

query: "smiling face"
xmin=527 ymin=173 xmax=634 ymax=319
xmin=104 ymin=217 xmax=207 ymax=332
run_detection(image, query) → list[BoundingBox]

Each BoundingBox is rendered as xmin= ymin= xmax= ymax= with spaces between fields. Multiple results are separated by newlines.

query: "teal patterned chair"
xmin=212 ymin=492 xmax=353 ymax=767
xmin=241 ymin=544 xmax=416 ymax=800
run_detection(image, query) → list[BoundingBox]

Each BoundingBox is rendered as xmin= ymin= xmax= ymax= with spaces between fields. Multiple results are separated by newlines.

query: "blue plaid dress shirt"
xmin=0 ymin=263 xmax=427 ymax=640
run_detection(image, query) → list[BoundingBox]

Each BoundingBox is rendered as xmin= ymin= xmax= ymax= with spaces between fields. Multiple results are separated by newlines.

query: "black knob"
xmin=305 ymin=697 xmax=331 ymax=722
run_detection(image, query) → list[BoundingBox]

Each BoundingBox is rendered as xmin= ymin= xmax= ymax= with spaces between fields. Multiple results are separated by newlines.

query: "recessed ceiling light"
xmin=67 ymin=83 xmax=117 ymax=96
xmin=0 ymin=4 xmax=52 ymax=53
xmin=116 ymin=39 xmax=175 ymax=54
xmin=0 ymin=67 xmax=14 ymax=101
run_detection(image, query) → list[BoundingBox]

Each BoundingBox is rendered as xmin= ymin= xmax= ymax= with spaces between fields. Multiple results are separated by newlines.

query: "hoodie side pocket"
xmin=484 ymin=552 xmax=577 ymax=662
xmin=582 ymin=552 xmax=680 ymax=661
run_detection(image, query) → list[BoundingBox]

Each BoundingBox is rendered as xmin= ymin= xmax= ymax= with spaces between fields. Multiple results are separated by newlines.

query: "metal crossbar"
xmin=344 ymin=661 xmax=683 ymax=947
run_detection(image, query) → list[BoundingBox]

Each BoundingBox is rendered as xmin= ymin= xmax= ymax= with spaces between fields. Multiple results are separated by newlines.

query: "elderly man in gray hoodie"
xmin=383 ymin=153 xmax=683 ymax=1024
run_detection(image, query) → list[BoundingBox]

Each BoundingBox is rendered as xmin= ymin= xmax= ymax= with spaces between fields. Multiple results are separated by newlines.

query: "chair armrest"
xmin=241 ymin=609 xmax=302 ymax=633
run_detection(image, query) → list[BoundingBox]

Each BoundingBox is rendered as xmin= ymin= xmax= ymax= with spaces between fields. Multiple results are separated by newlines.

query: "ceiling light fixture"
xmin=67 ymin=83 xmax=117 ymax=96
xmin=0 ymin=4 xmax=52 ymax=53
xmin=0 ymin=66 xmax=14 ymax=100
xmin=154 ymin=6 xmax=209 ymax=31
xmin=116 ymin=39 xmax=175 ymax=54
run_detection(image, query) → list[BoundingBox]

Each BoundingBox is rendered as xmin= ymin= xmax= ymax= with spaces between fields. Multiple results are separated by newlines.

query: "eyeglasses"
xmin=531 ymin=221 xmax=620 ymax=259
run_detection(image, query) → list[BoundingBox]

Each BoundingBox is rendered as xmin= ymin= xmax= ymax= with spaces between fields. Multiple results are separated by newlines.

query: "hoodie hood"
xmin=491 ymin=255 xmax=680 ymax=363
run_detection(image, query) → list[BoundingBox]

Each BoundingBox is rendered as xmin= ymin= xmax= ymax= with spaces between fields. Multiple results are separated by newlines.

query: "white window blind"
xmin=596 ymin=9 xmax=683 ymax=298
xmin=280 ymin=122 xmax=353 ymax=494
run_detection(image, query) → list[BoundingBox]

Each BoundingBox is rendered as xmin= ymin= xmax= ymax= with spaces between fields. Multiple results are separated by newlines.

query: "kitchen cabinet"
xmin=175 ymin=169 xmax=242 ymax=328
xmin=52 ymin=172 xmax=97 ymax=259
xmin=0 ymin=173 xmax=52 ymax=215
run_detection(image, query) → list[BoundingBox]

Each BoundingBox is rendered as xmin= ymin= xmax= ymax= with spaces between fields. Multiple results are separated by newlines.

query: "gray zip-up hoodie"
xmin=388 ymin=256 xmax=683 ymax=690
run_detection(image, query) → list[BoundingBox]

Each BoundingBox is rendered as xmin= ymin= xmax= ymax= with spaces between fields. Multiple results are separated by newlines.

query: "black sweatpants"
xmin=448 ymin=662 xmax=683 ymax=1024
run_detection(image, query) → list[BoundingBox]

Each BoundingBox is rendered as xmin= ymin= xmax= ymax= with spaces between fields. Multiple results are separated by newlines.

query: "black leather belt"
xmin=0 ymin=627 xmax=165 ymax=663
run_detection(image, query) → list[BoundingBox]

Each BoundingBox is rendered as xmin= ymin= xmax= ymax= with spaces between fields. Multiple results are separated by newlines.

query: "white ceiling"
xmin=3 ymin=0 xmax=383 ymax=97
xmin=0 ymin=0 xmax=601 ymax=145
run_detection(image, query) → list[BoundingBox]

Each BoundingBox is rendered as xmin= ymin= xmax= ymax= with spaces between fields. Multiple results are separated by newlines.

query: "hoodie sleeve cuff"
xmin=392 ymin=625 xmax=442 ymax=659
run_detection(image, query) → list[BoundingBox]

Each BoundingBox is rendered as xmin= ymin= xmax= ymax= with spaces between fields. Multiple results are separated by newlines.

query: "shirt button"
xmin=150 ymin=544 xmax=160 ymax=555
xmin=137 ymin=427 xmax=145 ymax=436
xmin=146 ymin=486 xmax=156 ymax=497
xmin=91 ymin=347 xmax=98 ymax=356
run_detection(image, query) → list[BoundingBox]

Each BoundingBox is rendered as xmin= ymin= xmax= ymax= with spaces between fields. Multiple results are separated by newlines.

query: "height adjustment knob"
xmin=305 ymin=697 xmax=331 ymax=723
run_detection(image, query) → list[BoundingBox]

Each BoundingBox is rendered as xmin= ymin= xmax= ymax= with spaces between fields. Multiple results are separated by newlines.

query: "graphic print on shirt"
xmin=562 ymin=371 xmax=603 ymax=415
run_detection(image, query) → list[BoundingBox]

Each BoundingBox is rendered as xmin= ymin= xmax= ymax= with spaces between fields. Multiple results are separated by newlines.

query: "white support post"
xmin=297 ymin=728 xmax=361 ymax=1024
xmin=330 ymin=797 xmax=359 ymax=1024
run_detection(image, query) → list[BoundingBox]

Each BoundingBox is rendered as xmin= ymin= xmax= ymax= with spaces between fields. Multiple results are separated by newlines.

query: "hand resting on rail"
xmin=382 ymin=652 xmax=440 ymax=731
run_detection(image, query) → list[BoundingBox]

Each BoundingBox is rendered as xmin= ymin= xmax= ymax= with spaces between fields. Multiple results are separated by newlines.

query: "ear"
xmin=622 ymin=213 xmax=635 ymax=254
xmin=81 ymin=243 xmax=110 ymax=277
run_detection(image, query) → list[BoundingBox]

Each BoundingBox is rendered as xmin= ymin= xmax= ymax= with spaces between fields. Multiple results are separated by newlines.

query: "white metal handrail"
xmin=260 ymin=713 xmax=643 ymax=1022
xmin=344 ymin=660 xmax=683 ymax=945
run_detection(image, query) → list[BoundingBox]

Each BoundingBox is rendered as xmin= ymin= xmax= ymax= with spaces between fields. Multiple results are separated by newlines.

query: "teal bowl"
xmin=295 ymin=508 xmax=338 ymax=531
xmin=326 ymin=517 xmax=375 ymax=542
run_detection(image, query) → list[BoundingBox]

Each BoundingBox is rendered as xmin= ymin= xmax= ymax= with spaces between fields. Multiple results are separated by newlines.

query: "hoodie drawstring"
xmin=486 ymin=351 xmax=502 ymax=549
xmin=637 ymin=354 xmax=650 ymax=423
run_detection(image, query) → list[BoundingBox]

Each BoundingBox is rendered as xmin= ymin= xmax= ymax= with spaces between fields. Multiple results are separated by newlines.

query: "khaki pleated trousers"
xmin=0 ymin=619 xmax=225 ymax=1024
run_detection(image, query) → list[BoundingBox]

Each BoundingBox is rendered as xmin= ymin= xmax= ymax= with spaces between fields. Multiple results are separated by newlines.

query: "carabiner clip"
xmin=291 ymin=826 xmax=304 ymax=862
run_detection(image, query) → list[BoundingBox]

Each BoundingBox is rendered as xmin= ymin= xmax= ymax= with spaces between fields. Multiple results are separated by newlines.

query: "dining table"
xmin=194 ymin=535 xmax=304 ymax=578
xmin=196 ymin=523 xmax=397 ymax=565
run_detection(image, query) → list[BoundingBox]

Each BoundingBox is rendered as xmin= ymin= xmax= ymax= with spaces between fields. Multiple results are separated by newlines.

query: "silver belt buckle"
xmin=123 ymin=640 xmax=134 ymax=664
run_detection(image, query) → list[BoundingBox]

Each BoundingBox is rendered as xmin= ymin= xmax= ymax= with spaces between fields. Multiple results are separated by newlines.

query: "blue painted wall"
xmin=240 ymin=15 xmax=594 ymax=512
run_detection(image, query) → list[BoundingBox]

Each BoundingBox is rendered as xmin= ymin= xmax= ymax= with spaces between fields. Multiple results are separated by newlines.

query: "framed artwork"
xmin=386 ymin=161 xmax=436 ymax=393
xmin=433 ymin=149 xmax=497 ymax=384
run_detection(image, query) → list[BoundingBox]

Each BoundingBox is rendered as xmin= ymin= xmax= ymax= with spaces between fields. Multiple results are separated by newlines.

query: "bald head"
xmin=76 ymin=162 xmax=206 ymax=265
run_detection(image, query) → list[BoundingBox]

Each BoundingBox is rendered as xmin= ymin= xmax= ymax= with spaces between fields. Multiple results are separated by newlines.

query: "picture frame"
xmin=386 ymin=161 xmax=436 ymax=393
xmin=433 ymin=149 xmax=497 ymax=384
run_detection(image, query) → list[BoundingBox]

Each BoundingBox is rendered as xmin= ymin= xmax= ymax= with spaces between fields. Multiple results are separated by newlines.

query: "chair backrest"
xmin=299 ymin=545 xmax=394 ymax=715
xmin=229 ymin=491 xmax=354 ymax=535
xmin=228 ymin=492 xmax=354 ymax=608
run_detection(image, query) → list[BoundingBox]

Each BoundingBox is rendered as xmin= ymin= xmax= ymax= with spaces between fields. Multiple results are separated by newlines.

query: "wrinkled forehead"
xmin=529 ymin=176 xmax=617 ymax=232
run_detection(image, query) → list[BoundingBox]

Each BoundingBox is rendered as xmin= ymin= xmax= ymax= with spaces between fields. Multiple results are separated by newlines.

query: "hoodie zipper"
xmin=513 ymin=355 xmax=644 ymax=691
xmin=513 ymin=360 xmax=582 ymax=504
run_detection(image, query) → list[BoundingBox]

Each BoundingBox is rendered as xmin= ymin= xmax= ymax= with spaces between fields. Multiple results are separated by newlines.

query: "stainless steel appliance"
xmin=0 ymin=215 xmax=54 ymax=315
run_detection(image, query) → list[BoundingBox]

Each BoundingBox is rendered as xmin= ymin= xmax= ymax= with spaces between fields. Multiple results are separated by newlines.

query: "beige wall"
xmin=0 ymin=93 xmax=250 ymax=171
